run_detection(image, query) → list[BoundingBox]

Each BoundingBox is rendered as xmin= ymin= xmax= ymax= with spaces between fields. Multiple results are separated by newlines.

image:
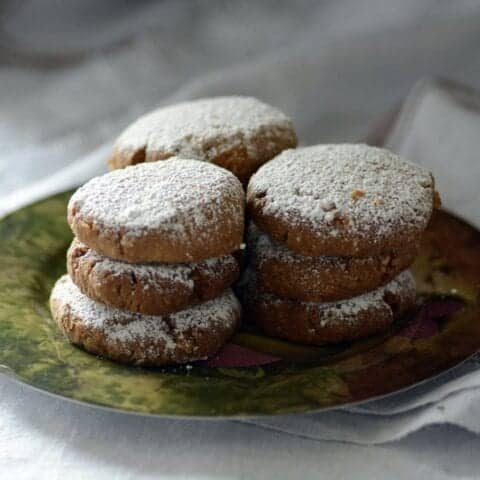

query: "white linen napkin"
xmin=386 ymin=78 xmax=480 ymax=229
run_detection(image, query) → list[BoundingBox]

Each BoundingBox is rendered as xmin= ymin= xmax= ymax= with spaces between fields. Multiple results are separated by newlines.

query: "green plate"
xmin=0 ymin=191 xmax=479 ymax=418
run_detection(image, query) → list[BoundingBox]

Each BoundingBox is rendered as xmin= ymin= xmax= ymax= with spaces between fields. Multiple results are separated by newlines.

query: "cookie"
xmin=67 ymin=238 xmax=241 ymax=315
xmin=68 ymin=158 xmax=245 ymax=263
xmin=50 ymin=275 xmax=241 ymax=366
xmin=247 ymin=144 xmax=439 ymax=257
xmin=248 ymin=223 xmax=417 ymax=302
xmin=107 ymin=96 xmax=298 ymax=184
xmin=244 ymin=270 xmax=416 ymax=345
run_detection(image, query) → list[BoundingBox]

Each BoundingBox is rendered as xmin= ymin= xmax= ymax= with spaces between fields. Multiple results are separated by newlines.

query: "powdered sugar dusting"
xmin=68 ymin=158 xmax=244 ymax=240
xmin=73 ymin=239 xmax=238 ymax=290
xmin=263 ymin=270 xmax=416 ymax=327
xmin=115 ymin=96 xmax=295 ymax=161
xmin=52 ymin=275 xmax=240 ymax=352
xmin=248 ymin=144 xmax=435 ymax=241
xmin=248 ymin=222 xmax=386 ymax=271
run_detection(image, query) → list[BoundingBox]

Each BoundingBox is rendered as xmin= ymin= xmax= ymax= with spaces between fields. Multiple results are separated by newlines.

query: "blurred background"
xmin=1 ymin=0 xmax=480 ymax=210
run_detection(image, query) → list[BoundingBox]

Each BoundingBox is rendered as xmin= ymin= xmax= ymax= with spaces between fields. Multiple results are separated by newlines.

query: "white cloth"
xmin=2 ymin=2 xmax=480 ymax=478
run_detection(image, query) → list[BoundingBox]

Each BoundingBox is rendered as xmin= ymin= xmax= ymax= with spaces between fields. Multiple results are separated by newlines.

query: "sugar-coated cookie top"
xmin=248 ymin=144 xmax=436 ymax=241
xmin=68 ymin=158 xmax=244 ymax=236
xmin=52 ymin=275 xmax=240 ymax=352
xmin=114 ymin=96 xmax=295 ymax=160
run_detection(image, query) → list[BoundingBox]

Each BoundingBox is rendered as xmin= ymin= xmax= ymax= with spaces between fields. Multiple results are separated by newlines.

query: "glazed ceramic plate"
xmin=0 ymin=191 xmax=479 ymax=418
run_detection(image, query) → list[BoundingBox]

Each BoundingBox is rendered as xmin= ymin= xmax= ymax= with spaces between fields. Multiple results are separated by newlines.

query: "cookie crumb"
xmin=381 ymin=255 xmax=391 ymax=266
xmin=324 ymin=211 xmax=334 ymax=223
xmin=319 ymin=199 xmax=336 ymax=211
xmin=351 ymin=189 xmax=365 ymax=201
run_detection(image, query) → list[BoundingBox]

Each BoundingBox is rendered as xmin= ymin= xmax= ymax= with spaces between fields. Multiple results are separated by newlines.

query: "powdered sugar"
xmin=261 ymin=270 xmax=416 ymax=326
xmin=115 ymin=96 xmax=295 ymax=161
xmin=68 ymin=158 xmax=244 ymax=241
xmin=249 ymin=223 xmax=346 ymax=268
xmin=248 ymin=223 xmax=396 ymax=272
xmin=51 ymin=275 xmax=240 ymax=351
xmin=248 ymin=144 xmax=435 ymax=242
xmin=72 ymin=239 xmax=238 ymax=290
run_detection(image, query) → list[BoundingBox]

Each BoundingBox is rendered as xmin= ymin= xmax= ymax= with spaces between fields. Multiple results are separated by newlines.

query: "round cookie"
xmin=67 ymin=238 xmax=241 ymax=315
xmin=244 ymin=270 xmax=416 ymax=345
xmin=50 ymin=275 xmax=241 ymax=366
xmin=68 ymin=158 xmax=245 ymax=263
xmin=248 ymin=223 xmax=417 ymax=302
xmin=247 ymin=144 xmax=439 ymax=257
xmin=107 ymin=96 xmax=298 ymax=184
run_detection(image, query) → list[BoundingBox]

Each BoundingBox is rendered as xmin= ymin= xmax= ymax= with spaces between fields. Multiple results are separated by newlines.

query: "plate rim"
xmin=1 ymin=352 xmax=478 ymax=420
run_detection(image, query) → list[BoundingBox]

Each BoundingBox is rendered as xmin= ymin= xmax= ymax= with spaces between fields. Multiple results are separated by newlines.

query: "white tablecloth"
xmin=2 ymin=2 xmax=480 ymax=478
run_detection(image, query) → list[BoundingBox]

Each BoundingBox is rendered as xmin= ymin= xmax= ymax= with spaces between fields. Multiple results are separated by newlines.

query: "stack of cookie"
xmin=50 ymin=158 xmax=245 ymax=366
xmin=49 ymin=95 xmax=440 ymax=364
xmin=246 ymin=144 xmax=439 ymax=344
